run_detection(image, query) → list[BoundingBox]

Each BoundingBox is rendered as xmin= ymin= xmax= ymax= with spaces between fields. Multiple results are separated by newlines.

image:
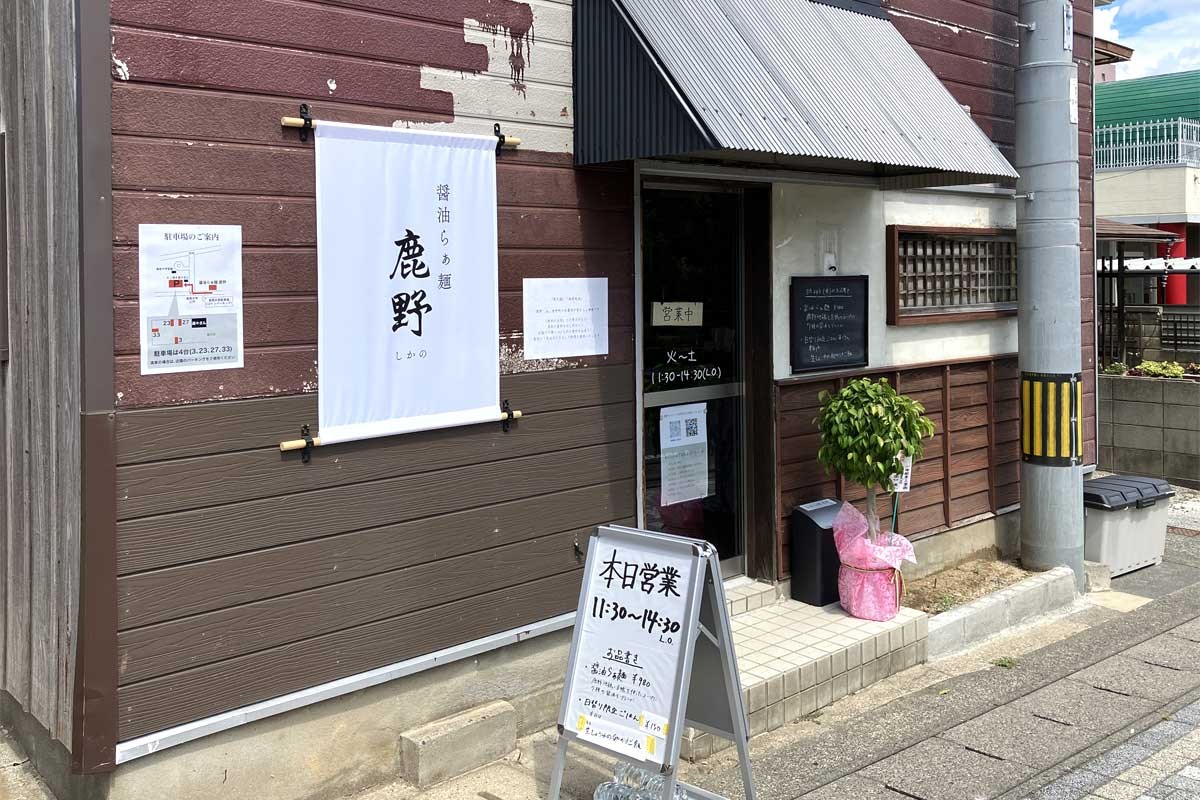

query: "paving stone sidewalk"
xmin=690 ymin=577 xmax=1200 ymax=800
xmin=1028 ymin=708 xmax=1200 ymax=800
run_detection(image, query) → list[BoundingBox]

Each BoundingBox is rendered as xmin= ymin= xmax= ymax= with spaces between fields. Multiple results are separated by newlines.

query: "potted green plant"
xmin=815 ymin=377 xmax=936 ymax=620
xmin=816 ymin=377 xmax=936 ymax=543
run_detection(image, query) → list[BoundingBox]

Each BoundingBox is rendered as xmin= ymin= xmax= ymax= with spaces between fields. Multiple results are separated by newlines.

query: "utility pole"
xmin=1016 ymin=0 xmax=1085 ymax=590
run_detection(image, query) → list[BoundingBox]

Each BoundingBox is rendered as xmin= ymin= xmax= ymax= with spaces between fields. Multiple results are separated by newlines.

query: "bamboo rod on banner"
xmin=278 ymin=410 xmax=524 ymax=452
xmin=280 ymin=117 xmax=523 ymax=149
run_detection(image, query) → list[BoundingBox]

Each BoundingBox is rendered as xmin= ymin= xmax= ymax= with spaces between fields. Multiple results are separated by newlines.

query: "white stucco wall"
xmin=771 ymin=182 xmax=1018 ymax=380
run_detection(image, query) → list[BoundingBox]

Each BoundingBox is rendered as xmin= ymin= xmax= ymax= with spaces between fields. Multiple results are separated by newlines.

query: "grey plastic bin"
xmin=1083 ymin=475 xmax=1175 ymax=577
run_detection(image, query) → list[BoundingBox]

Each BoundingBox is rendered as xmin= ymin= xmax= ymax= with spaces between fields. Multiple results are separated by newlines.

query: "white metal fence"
xmin=1095 ymin=117 xmax=1200 ymax=170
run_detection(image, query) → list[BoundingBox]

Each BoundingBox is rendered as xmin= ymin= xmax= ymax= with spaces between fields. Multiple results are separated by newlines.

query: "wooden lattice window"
xmin=886 ymin=226 xmax=1018 ymax=326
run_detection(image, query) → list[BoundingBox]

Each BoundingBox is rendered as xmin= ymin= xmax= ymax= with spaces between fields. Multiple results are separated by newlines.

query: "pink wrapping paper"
xmin=832 ymin=502 xmax=916 ymax=622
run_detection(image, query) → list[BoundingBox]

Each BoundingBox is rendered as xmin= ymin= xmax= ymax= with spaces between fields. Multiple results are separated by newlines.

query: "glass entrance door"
xmin=640 ymin=186 xmax=746 ymax=573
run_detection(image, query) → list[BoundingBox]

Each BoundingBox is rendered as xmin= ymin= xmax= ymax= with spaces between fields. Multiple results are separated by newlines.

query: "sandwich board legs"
xmin=547 ymin=735 xmax=568 ymax=800
xmin=547 ymin=527 xmax=755 ymax=800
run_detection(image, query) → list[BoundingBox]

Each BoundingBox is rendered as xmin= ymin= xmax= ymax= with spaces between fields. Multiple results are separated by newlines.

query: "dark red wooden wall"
xmin=884 ymin=0 xmax=1098 ymax=465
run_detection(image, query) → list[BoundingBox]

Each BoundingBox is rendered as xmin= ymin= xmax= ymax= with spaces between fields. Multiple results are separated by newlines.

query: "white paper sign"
xmin=652 ymin=302 xmax=703 ymax=327
xmin=890 ymin=454 xmax=914 ymax=494
xmin=565 ymin=535 xmax=695 ymax=764
xmin=314 ymin=122 xmax=500 ymax=445
xmin=522 ymin=278 xmax=608 ymax=359
xmin=660 ymin=403 xmax=709 ymax=507
xmin=138 ymin=224 xmax=244 ymax=375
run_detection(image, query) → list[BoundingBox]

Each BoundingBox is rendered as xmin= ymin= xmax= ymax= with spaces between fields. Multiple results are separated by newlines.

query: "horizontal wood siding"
xmin=883 ymin=0 xmax=1018 ymax=162
xmin=0 ymin=0 xmax=82 ymax=746
xmin=114 ymin=365 xmax=636 ymax=739
xmin=110 ymin=0 xmax=610 ymax=408
xmin=775 ymin=356 xmax=1019 ymax=580
xmin=107 ymin=1 xmax=642 ymax=742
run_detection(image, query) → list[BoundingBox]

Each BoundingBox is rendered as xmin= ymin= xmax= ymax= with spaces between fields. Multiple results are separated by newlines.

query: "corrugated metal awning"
xmin=1097 ymin=258 xmax=1200 ymax=274
xmin=575 ymin=0 xmax=1019 ymax=188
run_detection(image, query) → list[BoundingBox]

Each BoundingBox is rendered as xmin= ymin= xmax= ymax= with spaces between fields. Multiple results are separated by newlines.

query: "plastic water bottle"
xmin=599 ymin=762 xmax=690 ymax=800
xmin=615 ymin=762 xmax=650 ymax=788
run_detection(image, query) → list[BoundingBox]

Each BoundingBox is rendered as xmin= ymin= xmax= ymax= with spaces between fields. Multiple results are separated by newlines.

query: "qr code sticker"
xmin=669 ymin=420 xmax=682 ymax=440
xmin=685 ymin=417 xmax=699 ymax=438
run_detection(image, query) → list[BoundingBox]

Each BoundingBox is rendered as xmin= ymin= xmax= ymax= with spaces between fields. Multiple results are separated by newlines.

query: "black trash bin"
xmin=789 ymin=498 xmax=843 ymax=607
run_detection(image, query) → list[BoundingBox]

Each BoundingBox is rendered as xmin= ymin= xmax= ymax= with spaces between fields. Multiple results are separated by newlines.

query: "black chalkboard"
xmin=789 ymin=276 xmax=869 ymax=373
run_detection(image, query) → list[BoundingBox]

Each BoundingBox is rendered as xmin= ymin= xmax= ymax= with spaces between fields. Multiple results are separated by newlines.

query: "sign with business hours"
xmin=138 ymin=224 xmax=244 ymax=375
xmin=314 ymin=122 xmax=500 ymax=445
xmin=652 ymin=302 xmax=703 ymax=327
xmin=565 ymin=537 xmax=694 ymax=764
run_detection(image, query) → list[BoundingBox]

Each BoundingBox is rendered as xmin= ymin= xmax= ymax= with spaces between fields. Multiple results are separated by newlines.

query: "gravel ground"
xmin=1169 ymin=483 xmax=1200 ymax=534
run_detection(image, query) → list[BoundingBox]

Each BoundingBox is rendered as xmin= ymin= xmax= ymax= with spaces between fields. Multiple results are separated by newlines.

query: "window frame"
xmin=885 ymin=224 xmax=1019 ymax=327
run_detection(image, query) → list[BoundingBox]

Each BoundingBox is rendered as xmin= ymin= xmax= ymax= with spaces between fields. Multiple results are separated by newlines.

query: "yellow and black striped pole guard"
xmin=1021 ymin=372 xmax=1084 ymax=467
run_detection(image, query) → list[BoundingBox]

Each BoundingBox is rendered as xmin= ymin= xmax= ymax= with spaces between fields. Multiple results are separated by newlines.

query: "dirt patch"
xmin=905 ymin=559 xmax=1032 ymax=616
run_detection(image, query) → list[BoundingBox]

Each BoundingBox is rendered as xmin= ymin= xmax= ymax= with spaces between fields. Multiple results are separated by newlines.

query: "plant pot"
xmin=832 ymin=502 xmax=915 ymax=622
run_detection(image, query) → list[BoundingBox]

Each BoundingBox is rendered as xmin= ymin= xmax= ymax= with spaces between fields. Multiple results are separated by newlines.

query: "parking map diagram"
xmin=138 ymin=224 xmax=245 ymax=375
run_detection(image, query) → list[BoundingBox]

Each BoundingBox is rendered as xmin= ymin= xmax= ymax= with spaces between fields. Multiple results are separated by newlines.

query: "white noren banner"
xmin=315 ymin=122 xmax=500 ymax=445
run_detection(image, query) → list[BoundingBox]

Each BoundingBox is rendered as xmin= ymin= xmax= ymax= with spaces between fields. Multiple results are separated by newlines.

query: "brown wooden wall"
xmin=109 ymin=0 xmax=611 ymax=407
xmin=113 ymin=365 xmax=636 ymax=740
xmin=883 ymin=0 xmax=1098 ymax=466
xmin=775 ymin=355 xmax=1020 ymax=579
xmin=107 ymin=0 xmax=637 ymax=741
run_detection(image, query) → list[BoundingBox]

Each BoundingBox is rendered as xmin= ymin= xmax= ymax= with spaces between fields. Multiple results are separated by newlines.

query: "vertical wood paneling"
xmin=25 ymin=0 xmax=56 ymax=728
xmin=774 ymin=355 xmax=1020 ymax=580
xmin=49 ymin=0 xmax=82 ymax=742
xmin=1 ymin=0 xmax=31 ymax=714
xmin=0 ymin=0 xmax=82 ymax=747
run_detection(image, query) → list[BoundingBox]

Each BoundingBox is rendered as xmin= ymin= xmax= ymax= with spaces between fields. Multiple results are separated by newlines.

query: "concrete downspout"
xmin=1016 ymin=0 xmax=1086 ymax=590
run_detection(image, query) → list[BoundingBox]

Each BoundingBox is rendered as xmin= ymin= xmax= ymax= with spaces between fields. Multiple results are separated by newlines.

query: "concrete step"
xmin=682 ymin=600 xmax=928 ymax=760
xmin=399 ymin=700 xmax=517 ymax=787
xmin=724 ymin=579 xmax=780 ymax=618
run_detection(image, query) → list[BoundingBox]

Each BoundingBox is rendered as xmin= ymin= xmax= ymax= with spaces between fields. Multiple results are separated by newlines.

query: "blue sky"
xmin=1097 ymin=0 xmax=1200 ymax=79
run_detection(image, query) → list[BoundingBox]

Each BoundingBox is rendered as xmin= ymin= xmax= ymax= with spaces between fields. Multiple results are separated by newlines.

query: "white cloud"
xmin=1095 ymin=6 xmax=1120 ymax=42
xmin=1104 ymin=3 xmax=1200 ymax=79
xmin=1115 ymin=0 xmax=1195 ymax=19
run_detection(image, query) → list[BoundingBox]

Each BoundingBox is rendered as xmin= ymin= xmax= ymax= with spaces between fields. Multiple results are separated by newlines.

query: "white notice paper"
xmin=138 ymin=224 xmax=244 ymax=375
xmin=659 ymin=403 xmax=709 ymax=507
xmin=565 ymin=535 xmax=695 ymax=765
xmin=314 ymin=122 xmax=500 ymax=445
xmin=522 ymin=278 xmax=608 ymax=360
